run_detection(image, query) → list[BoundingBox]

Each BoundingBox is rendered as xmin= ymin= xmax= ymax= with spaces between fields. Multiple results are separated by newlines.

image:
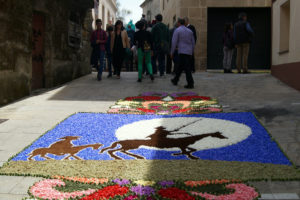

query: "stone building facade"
xmin=0 ymin=0 xmax=94 ymax=106
xmin=160 ymin=0 xmax=272 ymax=71
xmin=140 ymin=0 xmax=162 ymax=22
xmin=272 ymin=0 xmax=300 ymax=91
xmin=93 ymin=0 xmax=117 ymax=29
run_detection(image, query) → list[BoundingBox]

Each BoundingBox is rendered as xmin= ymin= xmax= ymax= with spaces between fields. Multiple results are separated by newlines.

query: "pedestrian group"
xmin=91 ymin=12 xmax=254 ymax=89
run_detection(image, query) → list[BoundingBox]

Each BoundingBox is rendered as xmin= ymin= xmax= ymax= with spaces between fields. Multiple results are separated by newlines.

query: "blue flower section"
xmin=12 ymin=112 xmax=291 ymax=165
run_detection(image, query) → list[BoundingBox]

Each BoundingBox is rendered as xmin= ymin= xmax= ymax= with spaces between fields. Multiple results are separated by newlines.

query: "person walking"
xmin=111 ymin=20 xmax=130 ymax=79
xmin=185 ymin=17 xmax=197 ymax=73
xmin=234 ymin=12 xmax=254 ymax=74
xmin=151 ymin=14 xmax=170 ymax=76
xmin=90 ymin=19 xmax=107 ymax=81
xmin=171 ymin=18 xmax=195 ymax=89
xmin=126 ymin=25 xmax=135 ymax=71
xmin=134 ymin=21 xmax=154 ymax=83
xmin=222 ymin=23 xmax=235 ymax=73
xmin=106 ymin=25 xmax=113 ymax=78
xmin=170 ymin=21 xmax=180 ymax=74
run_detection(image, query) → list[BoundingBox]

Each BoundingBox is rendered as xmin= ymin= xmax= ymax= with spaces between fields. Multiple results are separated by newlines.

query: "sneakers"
xmin=171 ymin=79 xmax=177 ymax=86
xmin=184 ymin=85 xmax=194 ymax=89
xmin=137 ymin=79 xmax=142 ymax=83
xmin=97 ymin=74 xmax=102 ymax=81
xmin=150 ymin=75 xmax=154 ymax=81
xmin=107 ymin=74 xmax=112 ymax=78
xmin=224 ymin=69 xmax=233 ymax=73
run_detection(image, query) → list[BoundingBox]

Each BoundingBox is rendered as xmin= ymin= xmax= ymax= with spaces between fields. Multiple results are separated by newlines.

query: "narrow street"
xmin=0 ymin=72 xmax=300 ymax=199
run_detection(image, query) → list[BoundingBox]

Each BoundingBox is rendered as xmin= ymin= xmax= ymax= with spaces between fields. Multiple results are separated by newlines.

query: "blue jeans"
xmin=97 ymin=51 xmax=105 ymax=79
xmin=153 ymin=51 xmax=166 ymax=76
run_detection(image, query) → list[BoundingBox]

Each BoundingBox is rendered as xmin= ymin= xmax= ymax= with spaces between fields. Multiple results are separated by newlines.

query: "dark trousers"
xmin=153 ymin=51 xmax=166 ymax=76
xmin=174 ymin=54 xmax=194 ymax=86
xmin=113 ymin=55 xmax=124 ymax=76
xmin=172 ymin=50 xmax=179 ymax=73
xmin=166 ymin=54 xmax=172 ymax=74
xmin=191 ymin=54 xmax=195 ymax=72
xmin=106 ymin=54 xmax=112 ymax=76
xmin=151 ymin=55 xmax=157 ymax=74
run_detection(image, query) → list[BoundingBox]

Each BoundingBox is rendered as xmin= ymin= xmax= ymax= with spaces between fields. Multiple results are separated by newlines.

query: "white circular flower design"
xmin=115 ymin=117 xmax=252 ymax=151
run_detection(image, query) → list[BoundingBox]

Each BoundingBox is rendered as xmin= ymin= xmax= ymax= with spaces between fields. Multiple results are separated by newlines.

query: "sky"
xmin=118 ymin=0 xmax=144 ymax=24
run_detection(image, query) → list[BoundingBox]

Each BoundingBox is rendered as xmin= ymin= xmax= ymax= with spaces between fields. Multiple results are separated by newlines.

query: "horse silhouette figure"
xmin=100 ymin=120 xmax=228 ymax=160
xmin=27 ymin=136 xmax=102 ymax=160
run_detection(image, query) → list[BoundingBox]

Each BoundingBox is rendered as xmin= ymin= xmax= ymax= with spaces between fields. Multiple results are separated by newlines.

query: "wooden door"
xmin=32 ymin=12 xmax=45 ymax=90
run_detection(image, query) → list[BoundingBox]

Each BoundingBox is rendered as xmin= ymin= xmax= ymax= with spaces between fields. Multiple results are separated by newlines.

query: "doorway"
xmin=207 ymin=8 xmax=271 ymax=69
xmin=32 ymin=12 xmax=45 ymax=90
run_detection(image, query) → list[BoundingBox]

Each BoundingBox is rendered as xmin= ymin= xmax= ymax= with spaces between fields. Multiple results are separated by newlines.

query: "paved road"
xmin=0 ymin=72 xmax=299 ymax=199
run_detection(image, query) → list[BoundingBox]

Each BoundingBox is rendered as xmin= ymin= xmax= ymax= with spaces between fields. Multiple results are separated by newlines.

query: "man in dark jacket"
xmin=234 ymin=12 xmax=254 ymax=74
xmin=151 ymin=14 xmax=170 ymax=76
xmin=185 ymin=17 xmax=197 ymax=73
xmin=90 ymin=19 xmax=107 ymax=81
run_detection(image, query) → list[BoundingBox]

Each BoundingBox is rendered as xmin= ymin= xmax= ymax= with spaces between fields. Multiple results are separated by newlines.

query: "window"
xmin=173 ymin=15 xmax=176 ymax=24
xmin=279 ymin=0 xmax=290 ymax=53
xmin=163 ymin=0 xmax=165 ymax=10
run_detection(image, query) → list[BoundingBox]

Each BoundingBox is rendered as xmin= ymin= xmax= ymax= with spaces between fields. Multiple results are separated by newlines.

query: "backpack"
xmin=159 ymin=40 xmax=170 ymax=54
xmin=144 ymin=41 xmax=151 ymax=53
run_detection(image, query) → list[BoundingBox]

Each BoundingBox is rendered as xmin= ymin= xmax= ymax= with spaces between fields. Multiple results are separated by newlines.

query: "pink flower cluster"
xmin=30 ymin=179 xmax=96 ymax=200
xmin=192 ymin=183 xmax=259 ymax=200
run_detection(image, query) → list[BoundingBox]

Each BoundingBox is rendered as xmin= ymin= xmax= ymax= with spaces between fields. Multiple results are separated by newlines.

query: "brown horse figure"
xmin=100 ymin=120 xmax=228 ymax=160
xmin=27 ymin=136 xmax=102 ymax=160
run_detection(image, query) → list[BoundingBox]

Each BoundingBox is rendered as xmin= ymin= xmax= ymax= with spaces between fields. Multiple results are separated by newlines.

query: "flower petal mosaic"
xmin=1 ymin=92 xmax=299 ymax=200
xmin=9 ymin=112 xmax=290 ymax=164
xmin=107 ymin=92 xmax=223 ymax=115
xmin=27 ymin=178 xmax=259 ymax=200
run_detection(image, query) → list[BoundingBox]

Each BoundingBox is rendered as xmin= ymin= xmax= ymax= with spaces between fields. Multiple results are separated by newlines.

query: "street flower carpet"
xmin=0 ymin=92 xmax=299 ymax=200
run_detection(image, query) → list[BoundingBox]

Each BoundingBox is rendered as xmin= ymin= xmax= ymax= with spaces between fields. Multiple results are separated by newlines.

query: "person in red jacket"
xmin=91 ymin=19 xmax=107 ymax=81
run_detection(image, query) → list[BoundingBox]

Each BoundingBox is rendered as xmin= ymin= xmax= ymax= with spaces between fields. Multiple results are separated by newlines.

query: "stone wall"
xmin=0 ymin=0 xmax=93 ymax=106
xmin=0 ymin=0 xmax=33 ymax=105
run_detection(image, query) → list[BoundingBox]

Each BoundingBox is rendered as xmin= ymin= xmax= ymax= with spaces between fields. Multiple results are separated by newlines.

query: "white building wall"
xmin=93 ymin=0 xmax=117 ymax=30
xmin=272 ymin=0 xmax=300 ymax=65
xmin=141 ymin=0 xmax=162 ymax=22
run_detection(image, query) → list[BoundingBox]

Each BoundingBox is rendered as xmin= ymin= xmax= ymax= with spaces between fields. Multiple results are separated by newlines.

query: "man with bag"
xmin=151 ymin=14 xmax=170 ymax=76
xmin=234 ymin=12 xmax=254 ymax=74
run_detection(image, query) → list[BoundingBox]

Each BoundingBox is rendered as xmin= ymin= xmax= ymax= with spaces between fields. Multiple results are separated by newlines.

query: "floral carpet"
xmin=0 ymin=92 xmax=299 ymax=200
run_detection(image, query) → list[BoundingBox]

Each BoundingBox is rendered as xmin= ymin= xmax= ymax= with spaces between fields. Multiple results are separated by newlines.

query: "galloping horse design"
xmin=27 ymin=136 xmax=103 ymax=160
xmin=100 ymin=120 xmax=228 ymax=160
